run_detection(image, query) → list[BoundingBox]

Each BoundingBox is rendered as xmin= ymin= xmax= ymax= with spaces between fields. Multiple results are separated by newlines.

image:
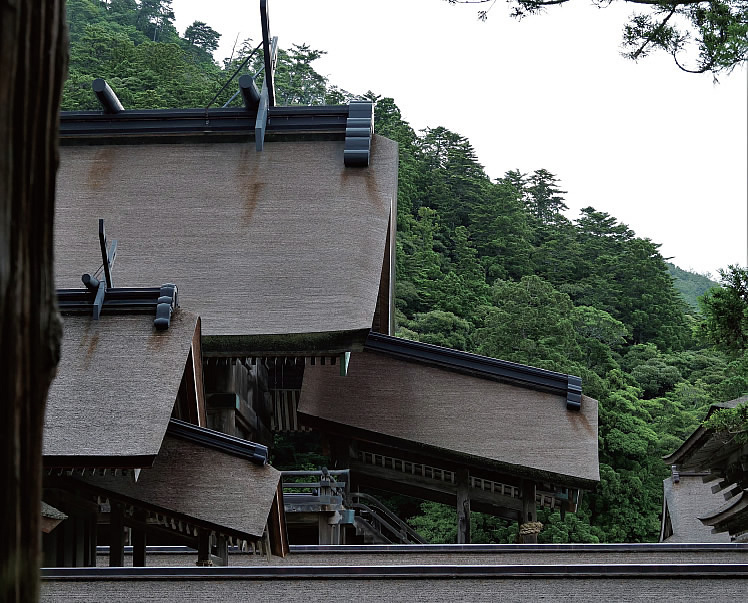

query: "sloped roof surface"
xmin=662 ymin=475 xmax=731 ymax=543
xmin=43 ymin=311 xmax=198 ymax=461
xmin=76 ymin=435 xmax=280 ymax=539
xmin=54 ymin=137 xmax=397 ymax=339
xmin=663 ymin=395 xmax=748 ymax=470
xmin=298 ymin=349 xmax=599 ymax=486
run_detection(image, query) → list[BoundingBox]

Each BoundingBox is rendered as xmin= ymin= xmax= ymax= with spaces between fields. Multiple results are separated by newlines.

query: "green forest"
xmin=63 ymin=0 xmax=748 ymax=544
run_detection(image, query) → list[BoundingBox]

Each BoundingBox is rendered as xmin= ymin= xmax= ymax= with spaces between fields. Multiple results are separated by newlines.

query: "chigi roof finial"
xmin=57 ymin=219 xmax=179 ymax=330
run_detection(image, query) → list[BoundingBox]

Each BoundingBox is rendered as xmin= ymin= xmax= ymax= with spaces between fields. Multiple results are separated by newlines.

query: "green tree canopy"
xmin=447 ymin=0 xmax=748 ymax=75
xmin=184 ymin=20 xmax=221 ymax=53
xmin=700 ymin=265 xmax=748 ymax=353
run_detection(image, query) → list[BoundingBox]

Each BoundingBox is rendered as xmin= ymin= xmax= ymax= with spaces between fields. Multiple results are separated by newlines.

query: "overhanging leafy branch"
xmin=447 ymin=0 xmax=748 ymax=75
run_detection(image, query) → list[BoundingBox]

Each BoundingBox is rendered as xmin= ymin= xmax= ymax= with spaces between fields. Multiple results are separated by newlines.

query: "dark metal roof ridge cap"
xmin=364 ymin=332 xmax=583 ymax=411
xmin=60 ymin=105 xmax=349 ymax=120
xmin=166 ymin=419 xmax=268 ymax=466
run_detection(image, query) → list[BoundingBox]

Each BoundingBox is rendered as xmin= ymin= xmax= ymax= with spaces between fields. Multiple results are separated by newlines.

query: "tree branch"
xmin=630 ymin=6 xmax=677 ymax=59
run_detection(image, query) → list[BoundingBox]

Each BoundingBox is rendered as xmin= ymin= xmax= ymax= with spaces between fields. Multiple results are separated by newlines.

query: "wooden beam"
xmin=456 ymin=468 xmax=471 ymax=544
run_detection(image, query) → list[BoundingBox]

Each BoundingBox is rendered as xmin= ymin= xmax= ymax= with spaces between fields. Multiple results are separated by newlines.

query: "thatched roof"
xmin=74 ymin=434 xmax=281 ymax=539
xmin=43 ymin=311 xmax=198 ymax=464
xmin=298 ymin=348 xmax=599 ymax=487
xmin=54 ymin=137 xmax=397 ymax=352
xmin=661 ymin=475 xmax=731 ymax=543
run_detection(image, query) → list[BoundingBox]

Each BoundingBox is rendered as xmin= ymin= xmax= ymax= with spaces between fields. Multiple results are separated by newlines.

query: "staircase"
xmin=280 ymin=469 xmax=426 ymax=545
xmin=348 ymin=492 xmax=426 ymax=544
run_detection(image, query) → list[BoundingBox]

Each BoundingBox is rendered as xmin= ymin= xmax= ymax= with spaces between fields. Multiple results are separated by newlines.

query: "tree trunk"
xmin=0 ymin=1 xmax=67 ymax=601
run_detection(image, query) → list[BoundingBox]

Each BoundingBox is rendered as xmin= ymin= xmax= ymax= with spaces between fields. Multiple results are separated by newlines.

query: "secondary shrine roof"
xmin=73 ymin=431 xmax=280 ymax=540
xmin=298 ymin=338 xmax=599 ymax=488
xmin=43 ymin=311 xmax=199 ymax=465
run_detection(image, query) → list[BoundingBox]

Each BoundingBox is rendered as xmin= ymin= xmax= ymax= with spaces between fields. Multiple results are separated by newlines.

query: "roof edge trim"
xmin=364 ymin=333 xmax=583 ymax=411
xmin=59 ymin=105 xmax=349 ymax=141
xmin=166 ymin=419 xmax=268 ymax=466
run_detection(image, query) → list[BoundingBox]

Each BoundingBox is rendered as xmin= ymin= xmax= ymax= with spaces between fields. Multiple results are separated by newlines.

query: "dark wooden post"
xmin=214 ymin=535 xmax=228 ymax=566
xmin=87 ymin=514 xmax=98 ymax=567
xmin=318 ymin=515 xmax=332 ymax=545
xmin=197 ymin=530 xmax=212 ymax=566
xmin=0 ymin=0 xmax=67 ymax=599
xmin=456 ymin=468 xmax=471 ymax=544
xmin=109 ymin=504 xmax=125 ymax=567
xmin=131 ymin=510 xmax=147 ymax=567
xmin=519 ymin=481 xmax=541 ymax=544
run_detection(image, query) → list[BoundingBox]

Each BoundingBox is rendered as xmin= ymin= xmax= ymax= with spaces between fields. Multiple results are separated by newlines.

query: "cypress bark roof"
xmin=661 ymin=475 xmax=731 ymax=543
xmin=54 ymin=137 xmax=397 ymax=350
xmin=298 ymin=348 xmax=599 ymax=487
xmin=74 ymin=434 xmax=281 ymax=539
xmin=43 ymin=311 xmax=198 ymax=463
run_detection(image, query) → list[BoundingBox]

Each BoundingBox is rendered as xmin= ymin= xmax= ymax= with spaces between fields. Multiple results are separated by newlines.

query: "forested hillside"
xmin=667 ymin=263 xmax=720 ymax=311
xmin=63 ymin=0 xmax=748 ymax=543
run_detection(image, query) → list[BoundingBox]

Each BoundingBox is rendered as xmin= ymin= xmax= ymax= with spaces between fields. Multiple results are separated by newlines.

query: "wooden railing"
xmin=357 ymin=450 xmax=562 ymax=510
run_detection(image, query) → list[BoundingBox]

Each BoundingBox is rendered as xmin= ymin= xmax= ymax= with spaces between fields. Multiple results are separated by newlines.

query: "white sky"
xmin=173 ymin=0 xmax=747 ymax=276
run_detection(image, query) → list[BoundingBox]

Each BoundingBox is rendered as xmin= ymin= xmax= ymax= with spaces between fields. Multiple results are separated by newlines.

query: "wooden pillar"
xmin=61 ymin=517 xmax=73 ymax=567
xmin=318 ymin=515 xmax=332 ymax=545
xmin=131 ymin=510 xmax=146 ymax=567
xmin=0 ymin=2 xmax=67 ymax=599
xmin=214 ymin=535 xmax=228 ymax=566
xmin=42 ymin=531 xmax=57 ymax=568
xmin=87 ymin=514 xmax=97 ymax=567
xmin=519 ymin=481 xmax=540 ymax=544
xmin=73 ymin=516 xmax=85 ymax=567
xmin=456 ymin=468 xmax=471 ymax=544
xmin=109 ymin=504 xmax=125 ymax=567
xmin=196 ymin=530 xmax=211 ymax=566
